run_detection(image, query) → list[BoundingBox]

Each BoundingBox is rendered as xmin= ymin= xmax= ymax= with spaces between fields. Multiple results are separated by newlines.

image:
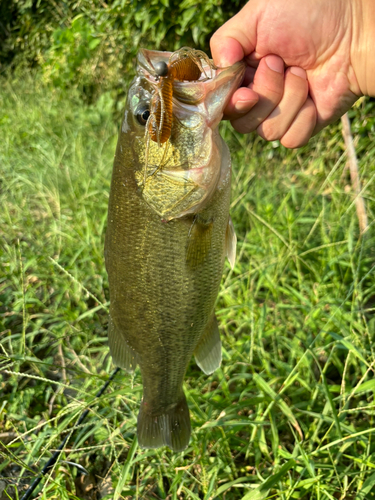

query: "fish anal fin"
xmin=138 ymin=393 xmax=191 ymax=452
xmin=194 ymin=315 xmax=222 ymax=375
xmin=186 ymin=216 xmax=213 ymax=268
xmin=108 ymin=315 xmax=137 ymax=372
xmin=225 ymin=216 xmax=237 ymax=270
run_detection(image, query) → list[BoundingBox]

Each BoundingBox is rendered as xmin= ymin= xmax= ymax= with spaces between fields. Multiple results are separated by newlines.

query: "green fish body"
xmin=105 ymin=48 xmax=244 ymax=451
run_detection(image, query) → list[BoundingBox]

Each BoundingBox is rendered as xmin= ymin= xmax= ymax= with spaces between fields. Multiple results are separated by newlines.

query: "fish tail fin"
xmin=137 ymin=393 xmax=191 ymax=452
xmin=108 ymin=315 xmax=137 ymax=372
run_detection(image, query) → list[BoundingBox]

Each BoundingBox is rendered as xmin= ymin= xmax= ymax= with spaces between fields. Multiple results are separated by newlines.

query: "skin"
xmin=210 ymin=0 xmax=375 ymax=148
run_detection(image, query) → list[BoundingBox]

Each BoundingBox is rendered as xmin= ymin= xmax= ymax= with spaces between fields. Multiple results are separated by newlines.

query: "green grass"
xmin=1 ymin=74 xmax=375 ymax=500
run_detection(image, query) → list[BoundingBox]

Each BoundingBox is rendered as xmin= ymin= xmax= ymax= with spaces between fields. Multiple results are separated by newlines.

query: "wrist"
xmin=351 ymin=0 xmax=375 ymax=97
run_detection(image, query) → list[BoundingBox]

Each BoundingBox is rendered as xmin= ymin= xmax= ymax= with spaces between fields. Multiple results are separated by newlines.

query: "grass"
xmin=0 ymin=73 xmax=375 ymax=500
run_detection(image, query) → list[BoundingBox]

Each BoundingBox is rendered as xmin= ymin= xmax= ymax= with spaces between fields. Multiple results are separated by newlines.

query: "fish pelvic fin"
xmin=194 ymin=314 xmax=222 ymax=375
xmin=137 ymin=394 xmax=191 ymax=452
xmin=108 ymin=315 xmax=137 ymax=372
xmin=225 ymin=216 xmax=237 ymax=270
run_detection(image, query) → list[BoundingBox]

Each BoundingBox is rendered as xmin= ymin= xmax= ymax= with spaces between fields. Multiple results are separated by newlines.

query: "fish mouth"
xmin=137 ymin=48 xmax=245 ymax=109
xmin=138 ymin=48 xmax=216 ymax=84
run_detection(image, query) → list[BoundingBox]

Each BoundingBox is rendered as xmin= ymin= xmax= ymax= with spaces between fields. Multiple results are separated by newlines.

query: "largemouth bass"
xmin=105 ymin=48 xmax=244 ymax=452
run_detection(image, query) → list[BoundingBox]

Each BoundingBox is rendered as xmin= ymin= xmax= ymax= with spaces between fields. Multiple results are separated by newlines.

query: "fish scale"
xmin=105 ymin=48 xmax=245 ymax=451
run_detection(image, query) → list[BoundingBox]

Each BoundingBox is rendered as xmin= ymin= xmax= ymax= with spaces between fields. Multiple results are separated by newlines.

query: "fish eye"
xmin=136 ymin=105 xmax=150 ymax=126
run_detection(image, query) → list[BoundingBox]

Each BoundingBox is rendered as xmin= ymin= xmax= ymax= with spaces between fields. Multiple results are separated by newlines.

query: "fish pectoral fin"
xmin=108 ymin=315 xmax=137 ymax=372
xmin=186 ymin=215 xmax=213 ymax=268
xmin=194 ymin=314 xmax=222 ymax=375
xmin=138 ymin=393 xmax=191 ymax=452
xmin=225 ymin=216 xmax=237 ymax=270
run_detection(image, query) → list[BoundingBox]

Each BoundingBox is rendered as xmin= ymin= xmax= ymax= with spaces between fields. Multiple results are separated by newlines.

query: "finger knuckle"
xmin=263 ymin=85 xmax=284 ymax=103
xmin=258 ymin=121 xmax=281 ymax=141
xmin=231 ymin=117 xmax=257 ymax=134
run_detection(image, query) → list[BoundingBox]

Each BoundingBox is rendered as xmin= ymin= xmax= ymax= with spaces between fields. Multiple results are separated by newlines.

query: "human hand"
xmin=211 ymin=0 xmax=373 ymax=148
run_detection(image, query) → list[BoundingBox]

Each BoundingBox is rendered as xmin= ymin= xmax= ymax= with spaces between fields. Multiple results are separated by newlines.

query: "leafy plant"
xmin=42 ymin=15 xmax=101 ymax=88
xmin=0 ymin=0 xmax=247 ymax=98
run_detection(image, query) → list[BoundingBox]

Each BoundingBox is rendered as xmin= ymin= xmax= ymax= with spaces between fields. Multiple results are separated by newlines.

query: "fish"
xmin=105 ymin=47 xmax=245 ymax=452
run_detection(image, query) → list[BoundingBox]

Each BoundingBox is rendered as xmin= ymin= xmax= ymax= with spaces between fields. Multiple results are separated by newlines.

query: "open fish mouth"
xmin=138 ymin=47 xmax=216 ymax=87
xmin=137 ymin=47 xmax=245 ymax=110
xmin=129 ymin=48 xmax=245 ymax=220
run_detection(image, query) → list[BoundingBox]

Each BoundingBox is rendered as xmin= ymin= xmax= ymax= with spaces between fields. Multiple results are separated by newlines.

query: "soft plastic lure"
xmin=147 ymin=48 xmax=212 ymax=144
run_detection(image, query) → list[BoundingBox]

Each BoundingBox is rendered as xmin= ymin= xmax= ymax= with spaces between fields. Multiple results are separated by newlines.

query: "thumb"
xmin=210 ymin=8 xmax=257 ymax=67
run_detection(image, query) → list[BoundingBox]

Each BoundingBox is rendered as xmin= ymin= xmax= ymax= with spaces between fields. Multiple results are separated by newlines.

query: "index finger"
xmin=210 ymin=10 xmax=257 ymax=67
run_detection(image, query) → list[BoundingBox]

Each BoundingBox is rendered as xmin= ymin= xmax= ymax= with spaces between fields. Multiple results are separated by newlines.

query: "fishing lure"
xmin=147 ymin=48 xmax=213 ymax=145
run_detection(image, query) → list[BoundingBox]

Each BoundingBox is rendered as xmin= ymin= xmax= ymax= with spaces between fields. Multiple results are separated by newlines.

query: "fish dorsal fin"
xmin=108 ymin=315 xmax=137 ymax=372
xmin=186 ymin=215 xmax=214 ymax=268
xmin=225 ymin=216 xmax=237 ymax=270
xmin=194 ymin=314 xmax=222 ymax=375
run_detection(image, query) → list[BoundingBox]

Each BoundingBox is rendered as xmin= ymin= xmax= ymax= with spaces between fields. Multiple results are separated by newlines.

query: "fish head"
xmin=121 ymin=48 xmax=245 ymax=220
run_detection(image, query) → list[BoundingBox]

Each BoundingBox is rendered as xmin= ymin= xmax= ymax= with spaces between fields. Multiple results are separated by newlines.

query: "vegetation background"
xmin=1 ymin=1 xmax=375 ymax=499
